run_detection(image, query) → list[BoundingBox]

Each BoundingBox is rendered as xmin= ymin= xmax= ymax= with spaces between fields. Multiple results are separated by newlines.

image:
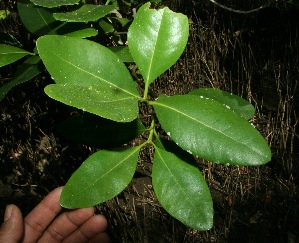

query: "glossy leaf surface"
xmin=190 ymin=88 xmax=255 ymax=120
xmin=37 ymin=35 xmax=140 ymax=122
xmin=53 ymin=5 xmax=115 ymax=22
xmin=18 ymin=0 xmax=59 ymax=36
xmin=128 ymin=2 xmax=189 ymax=85
xmin=0 ymin=44 xmax=32 ymax=67
xmin=30 ymin=0 xmax=80 ymax=8
xmin=153 ymin=147 xmax=213 ymax=230
xmin=152 ymin=94 xmax=271 ymax=166
xmin=45 ymin=83 xmax=138 ymax=122
xmin=60 ymin=146 xmax=141 ymax=208
xmin=0 ymin=56 xmax=43 ymax=101
xmin=63 ymin=28 xmax=98 ymax=38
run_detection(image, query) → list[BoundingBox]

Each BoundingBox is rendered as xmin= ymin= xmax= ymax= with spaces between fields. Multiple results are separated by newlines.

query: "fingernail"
xmin=4 ymin=205 xmax=13 ymax=222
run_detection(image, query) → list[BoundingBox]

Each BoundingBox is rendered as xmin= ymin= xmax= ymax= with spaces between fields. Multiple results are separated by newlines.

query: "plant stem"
xmin=143 ymin=80 xmax=149 ymax=99
xmin=147 ymin=120 xmax=155 ymax=143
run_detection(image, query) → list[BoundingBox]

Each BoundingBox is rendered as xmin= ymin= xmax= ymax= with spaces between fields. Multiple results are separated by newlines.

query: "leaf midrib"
xmin=144 ymin=9 xmax=164 ymax=86
xmin=78 ymin=146 xmax=141 ymax=194
xmin=45 ymin=48 xmax=140 ymax=99
xmin=155 ymin=148 xmax=198 ymax=211
xmin=153 ymin=101 xmax=266 ymax=158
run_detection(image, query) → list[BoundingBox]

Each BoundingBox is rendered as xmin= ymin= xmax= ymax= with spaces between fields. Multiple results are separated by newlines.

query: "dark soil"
xmin=1 ymin=1 xmax=299 ymax=242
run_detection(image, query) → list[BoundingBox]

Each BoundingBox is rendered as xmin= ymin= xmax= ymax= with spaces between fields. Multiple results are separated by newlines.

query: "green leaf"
xmin=58 ymin=114 xmax=146 ymax=147
xmin=0 ymin=44 xmax=33 ymax=67
xmin=37 ymin=35 xmax=140 ymax=122
xmin=30 ymin=0 xmax=80 ymax=8
xmin=151 ymin=94 xmax=271 ymax=166
xmin=18 ymin=0 xmax=60 ymax=36
xmin=53 ymin=5 xmax=115 ymax=22
xmin=0 ymin=10 xmax=10 ymax=20
xmin=98 ymin=19 xmax=114 ymax=33
xmin=45 ymin=83 xmax=138 ymax=122
xmin=0 ymin=56 xmax=43 ymax=101
xmin=62 ymin=28 xmax=98 ymax=38
xmin=108 ymin=46 xmax=133 ymax=63
xmin=189 ymin=88 xmax=255 ymax=120
xmin=112 ymin=17 xmax=130 ymax=27
xmin=153 ymin=147 xmax=213 ymax=231
xmin=60 ymin=146 xmax=141 ymax=208
xmin=128 ymin=2 xmax=189 ymax=85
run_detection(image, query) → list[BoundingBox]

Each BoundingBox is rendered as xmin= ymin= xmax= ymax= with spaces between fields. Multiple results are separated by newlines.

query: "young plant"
xmin=0 ymin=1 xmax=271 ymax=231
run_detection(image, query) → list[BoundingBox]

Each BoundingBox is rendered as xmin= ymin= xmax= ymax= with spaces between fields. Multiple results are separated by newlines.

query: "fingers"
xmin=23 ymin=186 xmax=110 ymax=243
xmin=23 ymin=186 xmax=63 ymax=243
xmin=0 ymin=204 xmax=24 ymax=243
xmin=37 ymin=207 xmax=94 ymax=242
xmin=63 ymin=214 xmax=109 ymax=243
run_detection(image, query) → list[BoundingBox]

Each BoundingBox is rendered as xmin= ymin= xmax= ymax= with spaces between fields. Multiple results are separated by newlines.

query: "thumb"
xmin=0 ymin=204 xmax=24 ymax=243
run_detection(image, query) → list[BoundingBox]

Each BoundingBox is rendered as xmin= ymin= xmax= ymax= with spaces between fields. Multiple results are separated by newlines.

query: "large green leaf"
xmin=58 ymin=114 xmax=146 ymax=147
xmin=151 ymin=94 xmax=271 ymax=166
xmin=37 ymin=35 xmax=140 ymax=122
xmin=127 ymin=2 xmax=189 ymax=86
xmin=0 ymin=44 xmax=33 ymax=67
xmin=18 ymin=0 xmax=60 ymax=36
xmin=153 ymin=147 xmax=213 ymax=230
xmin=30 ymin=0 xmax=80 ymax=8
xmin=0 ymin=56 xmax=43 ymax=101
xmin=60 ymin=146 xmax=141 ymax=208
xmin=189 ymin=88 xmax=255 ymax=120
xmin=53 ymin=5 xmax=115 ymax=22
xmin=45 ymin=83 xmax=138 ymax=122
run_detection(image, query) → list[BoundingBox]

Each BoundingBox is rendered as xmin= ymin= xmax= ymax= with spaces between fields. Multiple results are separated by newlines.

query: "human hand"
xmin=0 ymin=187 xmax=110 ymax=243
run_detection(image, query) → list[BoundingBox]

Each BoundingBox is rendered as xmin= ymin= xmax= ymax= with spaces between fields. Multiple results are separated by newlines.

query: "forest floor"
xmin=1 ymin=1 xmax=299 ymax=242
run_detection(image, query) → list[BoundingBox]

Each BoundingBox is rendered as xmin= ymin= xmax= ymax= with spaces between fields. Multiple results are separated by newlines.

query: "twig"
xmin=209 ymin=0 xmax=266 ymax=14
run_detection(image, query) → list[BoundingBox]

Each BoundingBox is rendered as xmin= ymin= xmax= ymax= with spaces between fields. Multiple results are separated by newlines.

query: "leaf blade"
xmin=18 ymin=0 xmax=60 ymax=36
xmin=30 ymin=0 xmax=80 ymax=8
xmin=53 ymin=4 xmax=115 ymax=22
xmin=189 ymin=88 xmax=255 ymax=120
xmin=153 ymin=147 xmax=213 ymax=230
xmin=128 ymin=2 xmax=189 ymax=85
xmin=45 ymin=83 xmax=138 ymax=122
xmin=0 ymin=44 xmax=32 ymax=67
xmin=36 ymin=35 xmax=139 ymax=97
xmin=151 ymin=94 xmax=271 ymax=166
xmin=60 ymin=146 xmax=141 ymax=208
xmin=37 ymin=35 xmax=140 ymax=121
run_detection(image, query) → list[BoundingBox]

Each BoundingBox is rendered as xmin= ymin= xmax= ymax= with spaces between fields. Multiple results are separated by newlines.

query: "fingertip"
xmin=4 ymin=204 xmax=13 ymax=222
xmin=93 ymin=214 xmax=108 ymax=231
xmin=0 ymin=204 xmax=24 ymax=243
